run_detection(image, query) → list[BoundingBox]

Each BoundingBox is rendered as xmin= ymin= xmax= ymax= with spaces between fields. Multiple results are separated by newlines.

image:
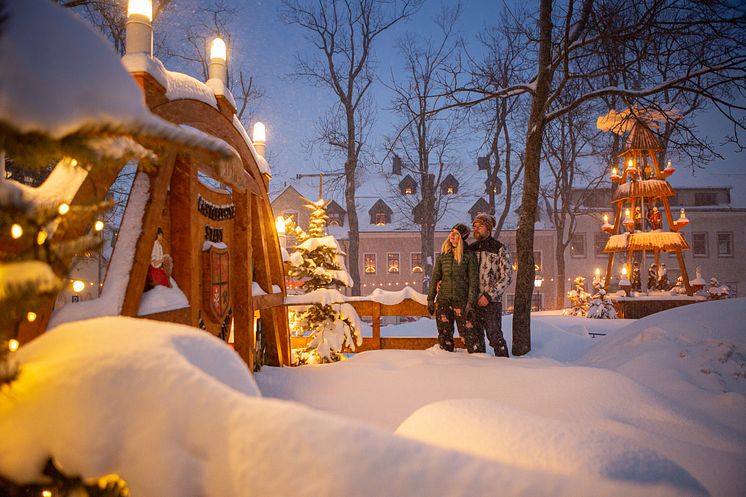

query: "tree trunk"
xmin=555 ymin=236 xmax=566 ymax=309
xmin=512 ymin=0 xmax=553 ymax=356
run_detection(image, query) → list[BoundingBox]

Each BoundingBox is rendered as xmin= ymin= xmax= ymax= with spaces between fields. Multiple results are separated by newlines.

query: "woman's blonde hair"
xmin=441 ymin=232 xmax=463 ymax=264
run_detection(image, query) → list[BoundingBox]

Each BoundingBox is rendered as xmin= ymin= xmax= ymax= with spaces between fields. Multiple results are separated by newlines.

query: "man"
xmin=468 ymin=213 xmax=512 ymax=357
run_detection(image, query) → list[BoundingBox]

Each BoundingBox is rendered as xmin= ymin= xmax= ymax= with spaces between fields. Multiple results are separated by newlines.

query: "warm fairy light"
xmin=94 ymin=220 xmax=105 ymax=232
xmin=275 ymin=216 xmax=286 ymax=234
xmin=72 ymin=280 xmax=85 ymax=293
xmin=627 ymin=159 xmax=634 ymax=169
xmin=603 ymin=214 xmax=609 ymax=224
xmin=253 ymin=122 xmax=266 ymax=143
xmin=26 ymin=311 xmax=37 ymax=322
xmin=611 ymin=167 xmax=618 ymax=176
xmin=8 ymin=339 xmax=19 ymax=352
xmin=10 ymin=224 xmax=23 ymax=239
xmin=70 ymin=158 xmax=78 ymax=167
xmin=58 ymin=203 xmax=70 ymax=215
xmin=36 ymin=229 xmax=47 ymax=245
xmin=127 ymin=0 xmax=153 ymax=21
xmin=595 ymin=268 xmax=601 ymax=280
xmin=210 ymin=37 xmax=227 ymax=61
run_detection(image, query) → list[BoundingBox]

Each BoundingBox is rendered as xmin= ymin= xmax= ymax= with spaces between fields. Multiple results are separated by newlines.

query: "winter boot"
xmin=495 ymin=338 xmax=509 ymax=358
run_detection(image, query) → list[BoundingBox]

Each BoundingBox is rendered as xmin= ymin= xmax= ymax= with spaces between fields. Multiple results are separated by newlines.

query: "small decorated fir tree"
xmin=586 ymin=280 xmax=618 ymax=319
xmin=286 ymin=197 xmax=362 ymax=364
xmin=564 ymin=276 xmax=591 ymax=316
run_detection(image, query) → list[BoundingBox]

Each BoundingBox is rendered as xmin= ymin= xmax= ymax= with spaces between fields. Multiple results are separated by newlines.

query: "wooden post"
xmin=372 ymin=303 xmax=381 ymax=350
xmin=121 ymin=151 xmax=177 ymax=317
xmin=231 ymin=190 xmax=254 ymax=370
xmin=170 ymin=159 xmax=199 ymax=326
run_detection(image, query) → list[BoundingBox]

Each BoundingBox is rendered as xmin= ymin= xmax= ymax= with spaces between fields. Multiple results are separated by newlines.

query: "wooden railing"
xmin=288 ymin=298 xmax=465 ymax=352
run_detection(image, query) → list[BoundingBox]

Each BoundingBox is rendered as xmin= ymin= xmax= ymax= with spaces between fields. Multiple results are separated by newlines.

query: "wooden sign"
xmin=202 ymin=244 xmax=230 ymax=322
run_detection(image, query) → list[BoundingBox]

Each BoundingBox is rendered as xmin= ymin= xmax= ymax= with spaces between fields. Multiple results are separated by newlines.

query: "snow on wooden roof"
xmin=0 ymin=0 xmax=239 ymax=170
xmin=605 ymin=231 xmax=688 ymax=253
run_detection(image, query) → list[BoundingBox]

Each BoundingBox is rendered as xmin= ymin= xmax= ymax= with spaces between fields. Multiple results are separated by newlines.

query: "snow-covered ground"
xmin=2 ymin=300 xmax=744 ymax=496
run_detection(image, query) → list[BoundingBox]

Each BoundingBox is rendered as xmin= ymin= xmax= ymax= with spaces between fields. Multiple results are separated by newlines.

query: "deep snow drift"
xmin=1 ymin=300 xmax=744 ymax=496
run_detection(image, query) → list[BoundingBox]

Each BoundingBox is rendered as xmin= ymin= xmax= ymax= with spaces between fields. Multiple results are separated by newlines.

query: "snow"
xmin=137 ymin=278 xmax=189 ymax=316
xmin=48 ymin=172 xmax=150 ymax=327
xmin=202 ymin=240 xmax=228 ymax=251
xmin=205 ymin=77 xmax=238 ymax=110
xmin=0 ymin=0 xmax=243 ymax=169
xmin=258 ymin=300 xmax=746 ymax=497
xmin=285 ymin=286 xmax=427 ymax=306
xmin=0 ymin=261 xmax=60 ymax=299
xmin=3 ymin=295 xmax=745 ymax=495
xmin=252 ymin=282 xmax=282 ymax=295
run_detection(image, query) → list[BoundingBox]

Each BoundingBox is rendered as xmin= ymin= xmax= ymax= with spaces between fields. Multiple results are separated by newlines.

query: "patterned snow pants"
xmin=434 ymin=300 xmax=475 ymax=352
xmin=472 ymin=301 xmax=509 ymax=357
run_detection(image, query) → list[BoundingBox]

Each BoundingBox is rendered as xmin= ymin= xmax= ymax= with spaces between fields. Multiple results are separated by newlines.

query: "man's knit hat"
xmin=473 ymin=212 xmax=496 ymax=230
xmin=452 ymin=223 xmax=470 ymax=241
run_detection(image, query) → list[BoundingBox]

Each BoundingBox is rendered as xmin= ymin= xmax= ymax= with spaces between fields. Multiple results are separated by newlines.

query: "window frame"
xmin=364 ymin=253 xmax=377 ymax=274
xmin=692 ymin=232 xmax=708 ymax=257
xmin=569 ymin=232 xmax=587 ymax=258
xmin=410 ymin=252 xmax=423 ymax=273
xmin=387 ymin=252 xmax=400 ymax=274
xmin=716 ymin=231 xmax=734 ymax=258
xmin=594 ymin=232 xmax=609 ymax=258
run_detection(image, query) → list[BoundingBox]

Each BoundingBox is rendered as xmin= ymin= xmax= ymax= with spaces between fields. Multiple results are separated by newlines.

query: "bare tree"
xmin=282 ymin=0 xmax=422 ymax=295
xmin=540 ymin=99 xmax=605 ymax=309
xmin=441 ymin=0 xmax=745 ymax=355
xmin=385 ymin=4 xmax=465 ymax=292
xmin=469 ymin=12 xmax=532 ymax=237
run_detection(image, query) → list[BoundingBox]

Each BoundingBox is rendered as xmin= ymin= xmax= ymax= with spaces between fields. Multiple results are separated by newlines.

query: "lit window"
xmin=329 ymin=213 xmax=341 ymax=227
xmin=375 ymin=212 xmax=386 ymax=225
xmin=717 ymin=232 xmax=733 ymax=257
xmin=411 ymin=253 xmax=423 ymax=273
xmin=404 ymin=187 xmax=413 ymax=195
xmin=446 ymin=187 xmax=454 ymax=194
xmin=364 ymin=254 xmax=377 ymax=274
xmin=388 ymin=253 xmax=400 ymax=273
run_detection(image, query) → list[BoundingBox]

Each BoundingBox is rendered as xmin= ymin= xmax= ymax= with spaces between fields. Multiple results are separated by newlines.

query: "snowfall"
xmin=1 ymin=298 xmax=744 ymax=497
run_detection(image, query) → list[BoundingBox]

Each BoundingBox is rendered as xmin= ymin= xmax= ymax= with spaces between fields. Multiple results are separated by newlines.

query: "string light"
xmin=58 ymin=203 xmax=70 ymax=215
xmin=26 ymin=311 xmax=37 ymax=322
xmin=10 ymin=224 xmax=23 ymax=239
xmin=94 ymin=220 xmax=105 ymax=232
xmin=37 ymin=229 xmax=47 ymax=245
xmin=70 ymin=158 xmax=78 ymax=167
xmin=72 ymin=280 xmax=85 ymax=293
xmin=8 ymin=339 xmax=19 ymax=352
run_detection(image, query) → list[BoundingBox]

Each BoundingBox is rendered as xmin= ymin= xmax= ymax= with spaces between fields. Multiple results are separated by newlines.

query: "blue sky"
xmin=185 ymin=0 xmax=743 ymax=202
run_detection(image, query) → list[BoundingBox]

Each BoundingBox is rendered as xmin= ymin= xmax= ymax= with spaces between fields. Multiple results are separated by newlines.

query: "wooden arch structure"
xmin=19 ymin=64 xmax=290 ymax=370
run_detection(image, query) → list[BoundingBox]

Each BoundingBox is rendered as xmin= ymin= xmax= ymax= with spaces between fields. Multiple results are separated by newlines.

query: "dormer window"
xmin=369 ymin=199 xmax=393 ymax=226
xmin=399 ymin=174 xmax=417 ymax=196
xmin=441 ymin=174 xmax=459 ymax=195
xmin=326 ymin=200 xmax=346 ymax=227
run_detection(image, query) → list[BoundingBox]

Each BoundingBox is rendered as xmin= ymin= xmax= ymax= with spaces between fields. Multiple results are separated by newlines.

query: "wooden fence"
xmin=288 ymin=298 xmax=465 ymax=352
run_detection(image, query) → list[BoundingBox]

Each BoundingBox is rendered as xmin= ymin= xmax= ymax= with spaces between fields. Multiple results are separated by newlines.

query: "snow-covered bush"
xmin=586 ymin=281 xmax=617 ymax=319
xmin=707 ymin=277 xmax=730 ymax=300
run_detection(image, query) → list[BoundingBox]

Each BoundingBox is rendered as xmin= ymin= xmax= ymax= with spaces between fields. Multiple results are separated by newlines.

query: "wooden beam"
xmin=231 ymin=191 xmax=254 ymax=370
xmin=121 ymin=151 xmax=177 ymax=317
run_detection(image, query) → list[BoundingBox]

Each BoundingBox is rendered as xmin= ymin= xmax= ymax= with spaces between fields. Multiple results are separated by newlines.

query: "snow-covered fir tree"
xmin=286 ymin=197 xmax=362 ymax=364
xmin=564 ymin=276 xmax=591 ymax=316
xmin=586 ymin=280 xmax=618 ymax=319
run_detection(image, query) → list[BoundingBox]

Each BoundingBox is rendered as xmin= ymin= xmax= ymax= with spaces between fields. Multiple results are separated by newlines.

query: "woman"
xmin=427 ymin=224 xmax=478 ymax=352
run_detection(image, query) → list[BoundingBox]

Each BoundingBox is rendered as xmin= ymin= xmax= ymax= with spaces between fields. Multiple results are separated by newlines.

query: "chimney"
xmin=478 ymin=156 xmax=489 ymax=171
xmin=392 ymin=154 xmax=402 ymax=175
